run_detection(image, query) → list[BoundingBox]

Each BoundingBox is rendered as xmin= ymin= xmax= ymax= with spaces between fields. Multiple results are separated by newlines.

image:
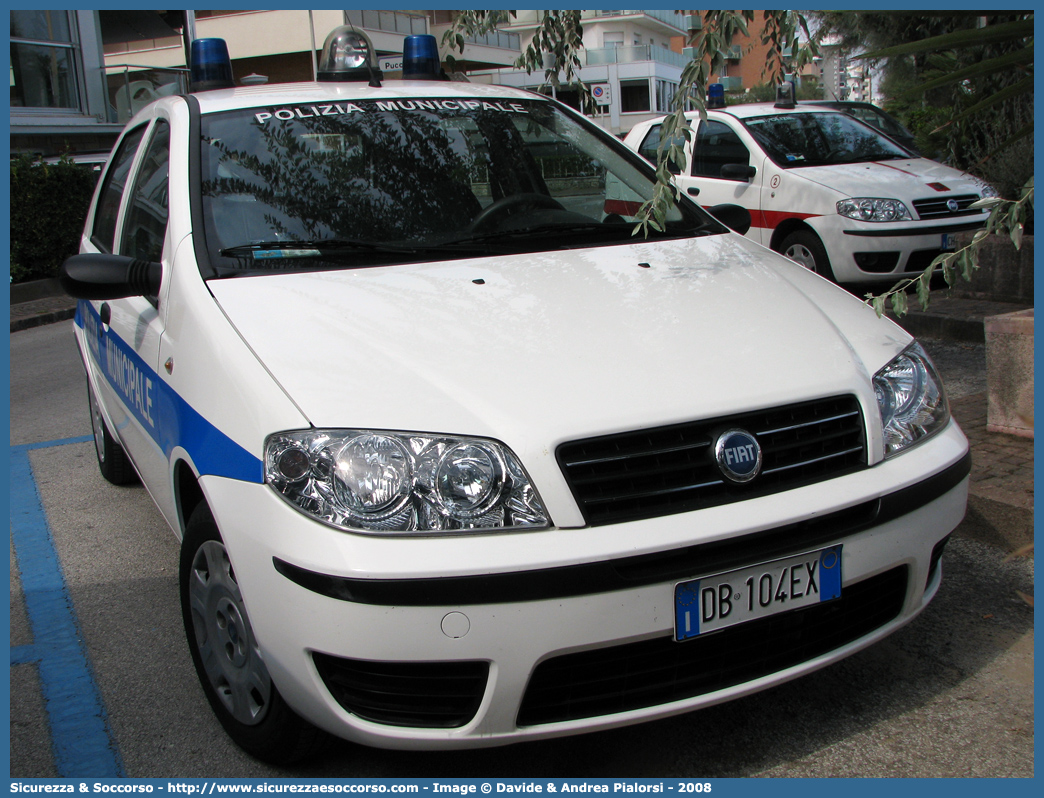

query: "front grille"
xmin=557 ymin=395 xmax=866 ymax=526
xmin=313 ymin=654 xmax=488 ymax=728
xmin=912 ymin=194 xmax=982 ymax=220
xmin=518 ymin=566 xmax=908 ymax=727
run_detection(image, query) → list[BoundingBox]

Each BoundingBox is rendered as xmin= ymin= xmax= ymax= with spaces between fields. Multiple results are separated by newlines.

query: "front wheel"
xmin=779 ymin=230 xmax=836 ymax=282
xmin=179 ymin=504 xmax=325 ymax=764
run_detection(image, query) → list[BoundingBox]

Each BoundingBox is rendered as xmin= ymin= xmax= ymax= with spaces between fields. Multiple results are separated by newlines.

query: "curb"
xmin=11 ymin=307 xmax=77 ymax=333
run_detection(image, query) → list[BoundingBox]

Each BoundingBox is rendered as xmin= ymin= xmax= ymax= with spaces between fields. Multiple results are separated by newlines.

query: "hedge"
xmin=10 ymin=154 xmax=98 ymax=284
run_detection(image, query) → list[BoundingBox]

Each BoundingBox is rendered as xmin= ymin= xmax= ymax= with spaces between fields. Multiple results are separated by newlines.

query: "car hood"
xmin=791 ymin=158 xmax=991 ymax=203
xmin=209 ymin=234 xmax=908 ymax=451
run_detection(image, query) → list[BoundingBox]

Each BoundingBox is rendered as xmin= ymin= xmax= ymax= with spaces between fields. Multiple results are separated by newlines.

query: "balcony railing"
xmin=458 ymin=29 xmax=520 ymax=51
xmin=585 ymin=44 xmax=689 ymax=69
xmin=104 ymin=65 xmax=190 ymax=123
xmin=590 ymin=10 xmax=686 ymax=31
xmin=345 ymin=9 xmax=427 ymax=36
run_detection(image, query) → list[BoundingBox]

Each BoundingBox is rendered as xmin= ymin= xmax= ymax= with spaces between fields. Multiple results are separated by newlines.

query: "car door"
xmin=82 ymin=116 xmax=172 ymax=497
xmin=683 ymin=119 xmax=767 ymax=244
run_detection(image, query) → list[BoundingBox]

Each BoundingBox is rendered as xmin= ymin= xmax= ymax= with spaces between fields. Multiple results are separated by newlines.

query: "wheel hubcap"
xmin=188 ymin=540 xmax=272 ymax=726
xmin=785 ymin=243 xmax=817 ymax=272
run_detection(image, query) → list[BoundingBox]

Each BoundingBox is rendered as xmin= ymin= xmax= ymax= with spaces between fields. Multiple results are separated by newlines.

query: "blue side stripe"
xmin=76 ymin=300 xmax=263 ymax=483
xmin=10 ymin=440 xmax=125 ymax=777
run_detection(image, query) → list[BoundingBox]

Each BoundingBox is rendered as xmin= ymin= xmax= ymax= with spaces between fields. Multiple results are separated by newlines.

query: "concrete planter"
xmin=985 ymin=308 xmax=1034 ymax=438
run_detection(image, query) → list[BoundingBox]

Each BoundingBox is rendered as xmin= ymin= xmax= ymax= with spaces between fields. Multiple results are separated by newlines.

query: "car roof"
xmin=807 ymin=100 xmax=878 ymax=110
xmin=188 ymin=80 xmax=546 ymax=114
xmin=702 ymin=103 xmax=841 ymax=121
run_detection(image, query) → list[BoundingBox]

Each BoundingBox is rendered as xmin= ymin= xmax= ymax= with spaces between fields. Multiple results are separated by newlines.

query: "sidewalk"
xmin=9 ymin=293 xmax=78 ymax=332
xmin=10 ymin=285 xmax=1033 ymax=552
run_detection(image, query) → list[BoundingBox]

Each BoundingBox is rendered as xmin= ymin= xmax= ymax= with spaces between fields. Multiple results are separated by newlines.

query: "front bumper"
xmin=811 ymin=216 xmax=986 ymax=282
xmin=202 ymin=422 xmax=969 ymax=749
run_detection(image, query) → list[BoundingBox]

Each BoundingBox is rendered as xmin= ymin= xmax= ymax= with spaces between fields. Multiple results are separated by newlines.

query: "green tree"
xmin=843 ymin=14 xmax=1034 ymax=315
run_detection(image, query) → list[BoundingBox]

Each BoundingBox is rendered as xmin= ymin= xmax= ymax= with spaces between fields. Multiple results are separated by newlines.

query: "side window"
xmin=691 ymin=120 xmax=750 ymax=179
xmin=637 ymin=126 xmax=681 ymax=175
xmin=120 ymin=120 xmax=170 ymax=263
xmin=91 ymin=125 xmax=148 ymax=252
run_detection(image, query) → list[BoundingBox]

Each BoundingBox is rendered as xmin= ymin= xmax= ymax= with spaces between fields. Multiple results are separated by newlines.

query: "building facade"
xmin=473 ymin=10 xmax=689 ymax=136
xmin=10 ymin=10 xmax=124 ymax=156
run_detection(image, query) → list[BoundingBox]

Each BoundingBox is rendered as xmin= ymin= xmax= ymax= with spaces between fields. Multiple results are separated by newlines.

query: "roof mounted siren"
xmin=190 ymin=38 xmax=235 ymax=92
xmin=402 ymin=34 xmax=447 ymax=80
xmin=317 ymin=26 xmax=382 ymax=87
xmin=707 ymin=82 xmax=726 ymax=109
xmin=775 ymin=81 xmax=796 ymax=109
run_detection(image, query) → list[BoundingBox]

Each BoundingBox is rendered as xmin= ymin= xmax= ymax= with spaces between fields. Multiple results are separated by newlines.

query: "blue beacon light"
xmin=190 ymin=38 xmax=235 ymax=92
xmin=402 ymin=35 xmax=444 ymax=80
xmin=707 ymin=82 xmax=726 ymax=109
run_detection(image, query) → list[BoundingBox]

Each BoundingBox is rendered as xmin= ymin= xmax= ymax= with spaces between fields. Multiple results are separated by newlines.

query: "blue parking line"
xmin=10 ymin=436 xmax=125 ymax=777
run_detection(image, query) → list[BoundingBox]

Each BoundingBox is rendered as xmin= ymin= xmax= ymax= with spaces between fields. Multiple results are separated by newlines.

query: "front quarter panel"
xmin=155 ymin=244 xmax=311 ymax=536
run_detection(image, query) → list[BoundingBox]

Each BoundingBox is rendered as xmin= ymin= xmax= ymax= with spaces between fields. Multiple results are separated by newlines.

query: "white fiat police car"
xmin=624 ymin=89 xmax=997 ymax=284
xmin=61 ymin=31 xmax=970 ymax=763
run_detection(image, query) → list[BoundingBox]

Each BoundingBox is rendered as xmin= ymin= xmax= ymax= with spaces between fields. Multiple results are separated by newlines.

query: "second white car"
xmin=625 ymin=98 xmax=996 ymax=283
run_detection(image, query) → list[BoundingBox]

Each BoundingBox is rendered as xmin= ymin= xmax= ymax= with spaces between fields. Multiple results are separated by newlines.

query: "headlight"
xmin=873 ymin=343 xmax=949 ymax=458
xmin=837 ymin=198 xmax=913 ymax=222
xmin=979 ymin=183 xmax=1001 ymax=199
xmin=265 ymin=429 xmax=549 ymax=535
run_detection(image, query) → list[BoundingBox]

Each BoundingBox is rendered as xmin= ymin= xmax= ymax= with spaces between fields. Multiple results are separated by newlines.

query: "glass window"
xmin=9 ymin=11 xmax=79 ymax=110
xmin=636 ymin=125 xmax=682 ymax=174
xmin=10 ymin=10 xmax=72 ymax=41
xmin=691 ymin=120 xmax=749 ymax=179
xmin=120 ymin=121 xmax=170 ymax=264
xmin=620 ymin=80 xmax=650 ymax=113
xmin=198 ymin=99 xmax=718 ymax=276
xmin=655 ymin=80 xmax=677 ymax=114
xmin=91 ymin=125 xmax=148 ymax=252
xmin=744 ymin=111 xmax=909 ymax=168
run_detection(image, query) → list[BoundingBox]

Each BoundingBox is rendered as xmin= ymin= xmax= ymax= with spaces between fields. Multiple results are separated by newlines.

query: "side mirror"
xmin=707 ymin=203 xmax=752 ymax=236
xmin=60 ymin=253 xmax=162 ymax=300
xmin=720 ymin=163 xmax=757 ymax=181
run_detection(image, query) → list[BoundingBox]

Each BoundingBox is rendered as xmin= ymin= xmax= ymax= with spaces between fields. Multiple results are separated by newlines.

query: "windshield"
xmin=199 ymin=97 xmax=716 ymax=276
xmin=743 ymin=111 xmax=910 ymax=168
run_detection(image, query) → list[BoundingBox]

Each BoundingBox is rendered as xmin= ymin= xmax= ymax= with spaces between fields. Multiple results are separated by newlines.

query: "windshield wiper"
xmin=220 ymin=237 xmax=493 ymax=260
xmin=220 ymin=238 xmax=419 ymax=258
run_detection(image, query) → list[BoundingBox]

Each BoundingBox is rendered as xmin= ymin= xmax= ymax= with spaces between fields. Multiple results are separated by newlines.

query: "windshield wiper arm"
xmin=220 ymin=238 xmax=416 ymax=258
xmin=220 ymin=237 xmax=500 ymax=262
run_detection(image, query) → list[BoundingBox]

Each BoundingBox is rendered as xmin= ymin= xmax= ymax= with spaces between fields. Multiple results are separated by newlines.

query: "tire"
xmin=87 ymin=381 xmax=138 ymax=485
xmin=779 ymin=230 xmax=836 ymax=282
xmin=179 ymin=504 xmax=325 ymax=764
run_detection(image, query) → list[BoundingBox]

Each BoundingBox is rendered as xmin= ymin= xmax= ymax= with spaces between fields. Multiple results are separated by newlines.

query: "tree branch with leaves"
xmin=851 ymin=13 xmax=1034 ymax=316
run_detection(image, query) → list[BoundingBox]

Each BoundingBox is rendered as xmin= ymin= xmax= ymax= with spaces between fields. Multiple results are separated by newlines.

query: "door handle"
xmin=100 ymin=302 xmax=111 ymax=327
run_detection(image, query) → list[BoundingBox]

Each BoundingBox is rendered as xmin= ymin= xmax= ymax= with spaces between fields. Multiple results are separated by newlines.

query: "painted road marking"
xmin=10 ymin=436 xmax=125 ymax=777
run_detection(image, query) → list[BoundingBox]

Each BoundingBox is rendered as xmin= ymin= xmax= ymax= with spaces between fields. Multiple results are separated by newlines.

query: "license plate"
xmin=674 ymin=545 xmax=842 ymax=641
xmin=941 ymin=233 xmax=958 ymax=251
